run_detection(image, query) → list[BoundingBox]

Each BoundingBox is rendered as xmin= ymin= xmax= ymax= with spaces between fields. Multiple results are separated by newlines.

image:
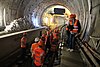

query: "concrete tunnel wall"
xmin=0 ymin=0 xmax=100 ymax=50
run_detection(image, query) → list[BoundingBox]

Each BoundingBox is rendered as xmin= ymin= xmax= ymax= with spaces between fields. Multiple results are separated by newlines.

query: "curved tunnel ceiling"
xmin=0 ymin=0 xmax=100 ymax=43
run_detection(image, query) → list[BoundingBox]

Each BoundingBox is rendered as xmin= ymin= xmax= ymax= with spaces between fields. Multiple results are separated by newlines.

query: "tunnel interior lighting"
xmin=3 ymin=8 xmax=6 ymax=26
xmin=42 ymin=5 xmax=71 ymax=29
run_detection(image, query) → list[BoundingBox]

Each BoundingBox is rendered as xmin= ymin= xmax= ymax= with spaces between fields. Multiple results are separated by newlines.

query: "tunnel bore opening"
xmin=41 ymin=5 xmax=71 ymax=29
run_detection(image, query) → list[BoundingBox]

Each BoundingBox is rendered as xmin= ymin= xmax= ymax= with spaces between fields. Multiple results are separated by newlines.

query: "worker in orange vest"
xmin=53 ymin=29 xmax=59 ymax=41
xmin=40 ymin=34 xmax=46 ymax=51
xmin=33 ymin=39 xmax=45 ymax=67
xmin=20 ymin=32 xmax=27 ymax=60
xmin=31 ymin=37 xmax=40 ymax=67
xmin=66 ymin=14 xmax=81 ymax=52
xmin=31 ymin=37 xmax=40 ymax=54
xmin=43 ymin=30 xmax=54 ymax=64
xmin=52 ymin=29 xmax=60 ymax=64
xmin=41 ymin=34 xmax=46 ymax=45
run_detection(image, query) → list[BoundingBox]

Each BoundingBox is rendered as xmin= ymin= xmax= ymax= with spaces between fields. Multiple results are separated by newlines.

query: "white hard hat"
xmin=35 ymin=37 xmax=39 ymax=42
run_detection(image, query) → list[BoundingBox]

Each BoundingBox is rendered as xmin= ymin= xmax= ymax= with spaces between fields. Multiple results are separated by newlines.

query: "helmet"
xmin=34 ymin=37 xmax=39 ymax=42
xmin=70 ymin=14 xmax=76 ymax=18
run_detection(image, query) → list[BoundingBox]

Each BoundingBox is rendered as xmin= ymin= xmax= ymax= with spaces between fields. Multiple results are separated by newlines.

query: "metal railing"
xmin=89 ymin=36 xmax=100 ymax=50
xmin=76 ymin=37 xmax=100 ymax=67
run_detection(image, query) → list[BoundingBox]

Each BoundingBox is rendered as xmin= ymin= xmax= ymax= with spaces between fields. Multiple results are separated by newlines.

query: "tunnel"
xmin=0 ymin=0 xmax=100 ymax=67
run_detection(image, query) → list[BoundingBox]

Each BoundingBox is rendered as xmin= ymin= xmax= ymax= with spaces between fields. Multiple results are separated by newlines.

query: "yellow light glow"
xmin=45 ymin=17 xmax=48 ymax=24
xmin=42 ymin=5 xmax=71 ymax=29
xmin=50 ymin=18 xmax=53 ymax=22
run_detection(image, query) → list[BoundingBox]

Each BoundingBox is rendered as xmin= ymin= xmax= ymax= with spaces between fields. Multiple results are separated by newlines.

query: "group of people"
xmin=66 ymin=14 xmax=81 ymax=52
xmin=30 ymin=28 xmax=60 ymax=67
xmin=20 ymin=13 xmax=81 ymax=67
xmin=20 ymin=27 xmax=61 ymax=67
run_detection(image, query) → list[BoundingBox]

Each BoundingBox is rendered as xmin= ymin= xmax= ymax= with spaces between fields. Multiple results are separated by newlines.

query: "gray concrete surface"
xmin=54 ymin=47 xmax=86 ymax=67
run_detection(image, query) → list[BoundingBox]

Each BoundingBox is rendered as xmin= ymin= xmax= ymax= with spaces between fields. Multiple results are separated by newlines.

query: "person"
xmin=31 ymin=37 xmax=40 ymax=54
xmin=52 ymin=29 xmax=60 ymax=64
xmin=66 ymin=14 xmax=81 ymax=52
xmin=40 ymin=34 xmax=46 ymax=51
xmin=41 ymin=34 xmax=46 ymax=46
xmin=66 ymin=21 xmax=70 ymax=46
xmin=45 ymin=29 xmax=51 ymax=51
xmin=33 ymin=40 xmax=45 ymax=67
xmin=31 ymin=37 xmax=40 ymax=67
xmin=43 ymin=30 xmax=53 ymax=65
xmin=20 ymin=32 xmax=27 ymax=61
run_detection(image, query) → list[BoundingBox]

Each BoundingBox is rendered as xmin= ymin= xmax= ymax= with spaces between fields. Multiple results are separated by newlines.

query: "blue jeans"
xmin=68 ymin=34 xmax=75 ymax=49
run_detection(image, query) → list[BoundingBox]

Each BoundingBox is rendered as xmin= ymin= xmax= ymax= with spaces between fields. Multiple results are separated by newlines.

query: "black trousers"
xmin=21 ymin=48 xmax=26 ymax=60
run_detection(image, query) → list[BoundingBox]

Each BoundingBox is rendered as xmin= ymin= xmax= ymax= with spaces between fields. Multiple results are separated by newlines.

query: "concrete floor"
xmin=54 ymin=47 xmax=86 ymax=67
xmin=12 ymin=47 xmax=86 ymax=67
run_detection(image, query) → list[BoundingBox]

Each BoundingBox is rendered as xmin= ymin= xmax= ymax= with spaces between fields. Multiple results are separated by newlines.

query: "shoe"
xmin=66 ymin=48 xmax=70 ymax=51
xmin=70 ymin=49 xmax=74 ymax=52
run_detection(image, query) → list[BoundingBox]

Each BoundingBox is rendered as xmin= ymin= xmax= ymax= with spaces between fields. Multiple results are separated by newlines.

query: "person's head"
xmin=70 ymin=14 xmax=76 ymax=20
xmin=23 ymin=32 xmax=27 ymax=37
xmin=41 ymin=37 xmax=45 ymax=42
xmin=42 ymin=34 xmax=46 ymax=38
xmin=46 ymin=31 xmax=50 ymax=35
xmin=34 ymin=37 xmax=39 ymax=43
xmin=54 ymin=29 xmax=57 ymax=33
xmin=38 ymin=39 xmax=43 ymax=48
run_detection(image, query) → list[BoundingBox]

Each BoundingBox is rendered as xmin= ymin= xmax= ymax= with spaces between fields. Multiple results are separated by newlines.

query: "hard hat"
xmin=34 ymin=37 xmax=39 ymax=42
xmin=70 ymin=14 xmax=76 ymax=18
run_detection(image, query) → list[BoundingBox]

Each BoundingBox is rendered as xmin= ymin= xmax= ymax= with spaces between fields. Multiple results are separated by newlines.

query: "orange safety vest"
xmin=34 ymin=48 xmax=45 ymax=66
xmin=53 ymin=32 xmax=59 ymax=40
xmin=21 ymin=37 xmax=27 ymax=48
xmin=66 ymin=20 xmax=78 ymax=33
xmin=31 ymin=43 xmax=39 ymax=52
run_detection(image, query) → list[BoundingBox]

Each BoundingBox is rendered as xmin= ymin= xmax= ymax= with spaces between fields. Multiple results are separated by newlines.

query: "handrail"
xmin=84 ymin=42 xmax=100 ymax=60
xmin=76 ymin=37 xmax=100 ymax=67
xmin=90 ymin=36 xmax=100 ymax=39
xmin=0 ymin=27 xmax=45 ymax=39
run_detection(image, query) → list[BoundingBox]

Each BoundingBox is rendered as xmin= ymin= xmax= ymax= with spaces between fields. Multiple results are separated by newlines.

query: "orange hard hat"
xmin=70 ymin=14 xmax=76 ymax=18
